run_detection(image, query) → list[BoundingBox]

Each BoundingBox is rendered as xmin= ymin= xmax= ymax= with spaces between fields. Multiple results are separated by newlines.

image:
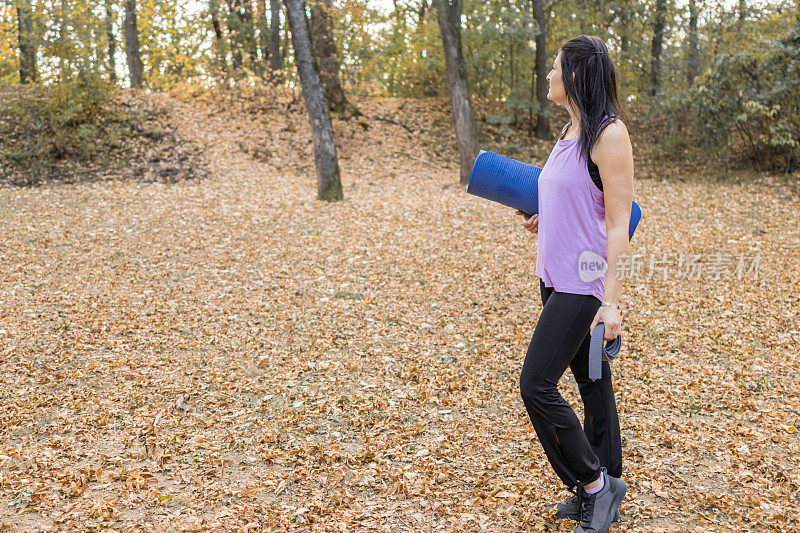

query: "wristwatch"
xmin=600 ymin=302 xmax=619 ymax=308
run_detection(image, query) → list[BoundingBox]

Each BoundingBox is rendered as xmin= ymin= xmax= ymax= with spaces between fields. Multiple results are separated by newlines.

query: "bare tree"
xmin=106 ymin=0 xmax=117 ymax=81
xmin=650 ymin=0 xmax=667 ymax=96
xmin=125 ymin=0 xmax=144 ymax=88
xmin=687 ymin=0 xmax=700 ymax=85
xmin=308 ymin=0 xmax=347 ymax=113
xmin=284 ymin=0 xmax=344 ymax=202
xmin=434 ymin=0 xmax=478 ymax=185
xmin=268 ymin=0 xmax=282 ymax=78
xmin=532 ymin=0 xmax=549 ymax=139
xmin=16 ymin=0 xmax=38 ymax=84
xmin=258 ymin=0 xmax=269 ymax=69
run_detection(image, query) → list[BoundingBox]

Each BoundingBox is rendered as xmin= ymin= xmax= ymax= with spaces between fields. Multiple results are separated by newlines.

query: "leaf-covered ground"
xmin=1 ymin=88 xmax=799 ymax=532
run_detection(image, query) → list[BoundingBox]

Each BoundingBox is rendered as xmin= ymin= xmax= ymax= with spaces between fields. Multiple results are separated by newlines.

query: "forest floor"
xmin=1 ymin=87 xmax=799 ymax=532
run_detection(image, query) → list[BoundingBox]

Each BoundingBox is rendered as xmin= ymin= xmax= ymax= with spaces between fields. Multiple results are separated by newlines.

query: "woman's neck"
xmin=564 ymin=105 xmax=581 ymax=139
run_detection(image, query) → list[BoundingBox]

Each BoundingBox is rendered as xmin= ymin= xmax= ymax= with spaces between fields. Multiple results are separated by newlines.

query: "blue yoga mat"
xmin=467 ymin=150 xmax=642 ymax=241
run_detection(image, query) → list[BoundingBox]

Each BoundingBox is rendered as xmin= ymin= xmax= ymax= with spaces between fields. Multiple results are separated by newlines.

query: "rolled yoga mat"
xmin=467 ymin=150 xmax=642 ymax=241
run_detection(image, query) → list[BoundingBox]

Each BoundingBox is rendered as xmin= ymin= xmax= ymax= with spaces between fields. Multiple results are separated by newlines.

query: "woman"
xmin=516 ymin=35 xmax=634 ymax=533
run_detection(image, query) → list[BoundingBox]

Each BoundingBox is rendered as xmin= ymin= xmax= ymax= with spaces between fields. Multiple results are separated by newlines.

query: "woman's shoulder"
xmin=591 ymin=116 xmax=632 ymax=163
xmin=601 ymin=113 xmax=627 ymax=129
xmin=596 ymin=117 xmax=629 ymax=145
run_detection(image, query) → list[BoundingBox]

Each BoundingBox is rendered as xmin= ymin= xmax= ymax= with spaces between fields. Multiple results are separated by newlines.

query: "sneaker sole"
xmin=556 ymin=509 xmax=619 ymax=522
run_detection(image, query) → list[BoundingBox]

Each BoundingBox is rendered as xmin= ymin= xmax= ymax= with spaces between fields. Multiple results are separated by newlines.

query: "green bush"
xmin=664 ymin=23 xmax=800 ymax=173
xmin=0 ymin=71 xmax=133 ymax=177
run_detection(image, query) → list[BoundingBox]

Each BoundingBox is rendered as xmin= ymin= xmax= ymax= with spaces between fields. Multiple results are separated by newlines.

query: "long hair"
xmin=558 ymin=35 xmax=626 ymax=164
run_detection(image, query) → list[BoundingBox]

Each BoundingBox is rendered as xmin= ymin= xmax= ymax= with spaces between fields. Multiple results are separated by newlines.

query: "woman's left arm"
xmin=589 ymin=121 xmax=634 ymax=340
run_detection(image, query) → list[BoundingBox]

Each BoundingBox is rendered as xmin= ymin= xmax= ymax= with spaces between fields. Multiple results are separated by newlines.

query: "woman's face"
xmin=546 ymin=51 xmax=567 ymax=105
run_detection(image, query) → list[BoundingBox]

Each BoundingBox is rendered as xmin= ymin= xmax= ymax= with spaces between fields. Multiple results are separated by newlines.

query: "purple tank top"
xmin=535 ymin=127 xmax=607 ymax=302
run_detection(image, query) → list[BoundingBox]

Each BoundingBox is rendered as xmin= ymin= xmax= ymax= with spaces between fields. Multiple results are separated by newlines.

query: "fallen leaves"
xmin=0 ymin=87 xmax=798 ymax=531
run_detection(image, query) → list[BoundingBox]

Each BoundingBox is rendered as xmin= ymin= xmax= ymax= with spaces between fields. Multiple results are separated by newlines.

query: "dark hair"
xmin=558 ymin=35 xmax=626 ymax=164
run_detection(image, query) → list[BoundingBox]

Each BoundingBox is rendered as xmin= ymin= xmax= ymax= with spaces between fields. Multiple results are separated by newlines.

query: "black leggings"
xmin=519 ymin=278 xmax=623 ymax=490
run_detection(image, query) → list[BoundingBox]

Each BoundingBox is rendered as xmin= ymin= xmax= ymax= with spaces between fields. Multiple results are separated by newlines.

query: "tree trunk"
xmin=58 ymin=0 xmax=67 ymax=80
xmin=687 ymin=0 xmax=699 ymax=85
xmin=243 ymin=0 xmax=259 ymax=67
xmin=258 ymin=0 xmax=269 ymax=65
xmin=532 ymin=0 xmax=549 ymax=139
xmin=308 ymin=0 xmax=347 ymax=113
xmin=650 ymin=0 xmax=667 ymax=97
xmin=125 ymin=0 xmax=144 ymax=88
xmin=510 ymin=35 xmax=515 ymax=93
xmin=284 ymin=0 xmax=344 ymax=202
xmin=106 ymin=0 xmax=117 ymax=81
xmin=619 ymin=5 xmax=630 ymax=53
xmin=269 ymin=0 xmax=282 ymax=77
xmin=737 ymin=0 xmax=746 ymax=25
xmin=510 ymin=37 xmax=519 ymax=128
xmin=16 ymin=0 xmax=37 ymax=84
xmin=435 ymin=0 xmax=478 ymax=185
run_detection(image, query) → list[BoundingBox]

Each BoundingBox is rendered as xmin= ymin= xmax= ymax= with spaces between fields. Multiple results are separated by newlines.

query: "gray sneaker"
xmin=573 ymin=468 xmax=627 ymax=533
xmin=548 ymin=489 xmax=619 ymax=522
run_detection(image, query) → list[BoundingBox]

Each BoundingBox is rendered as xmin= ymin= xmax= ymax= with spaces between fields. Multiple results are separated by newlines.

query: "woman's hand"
xmin=515 ymin=210 xmax=539 ymax=233
xmin=590 ymin=306 xmax=621 ymax=341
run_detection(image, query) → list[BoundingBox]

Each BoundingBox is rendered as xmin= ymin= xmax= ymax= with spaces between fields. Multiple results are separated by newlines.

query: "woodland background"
xmin=1 ymin=0 xmax=799 ymax=185
xmin=1 ymin=0 xmax=799 ymax=531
